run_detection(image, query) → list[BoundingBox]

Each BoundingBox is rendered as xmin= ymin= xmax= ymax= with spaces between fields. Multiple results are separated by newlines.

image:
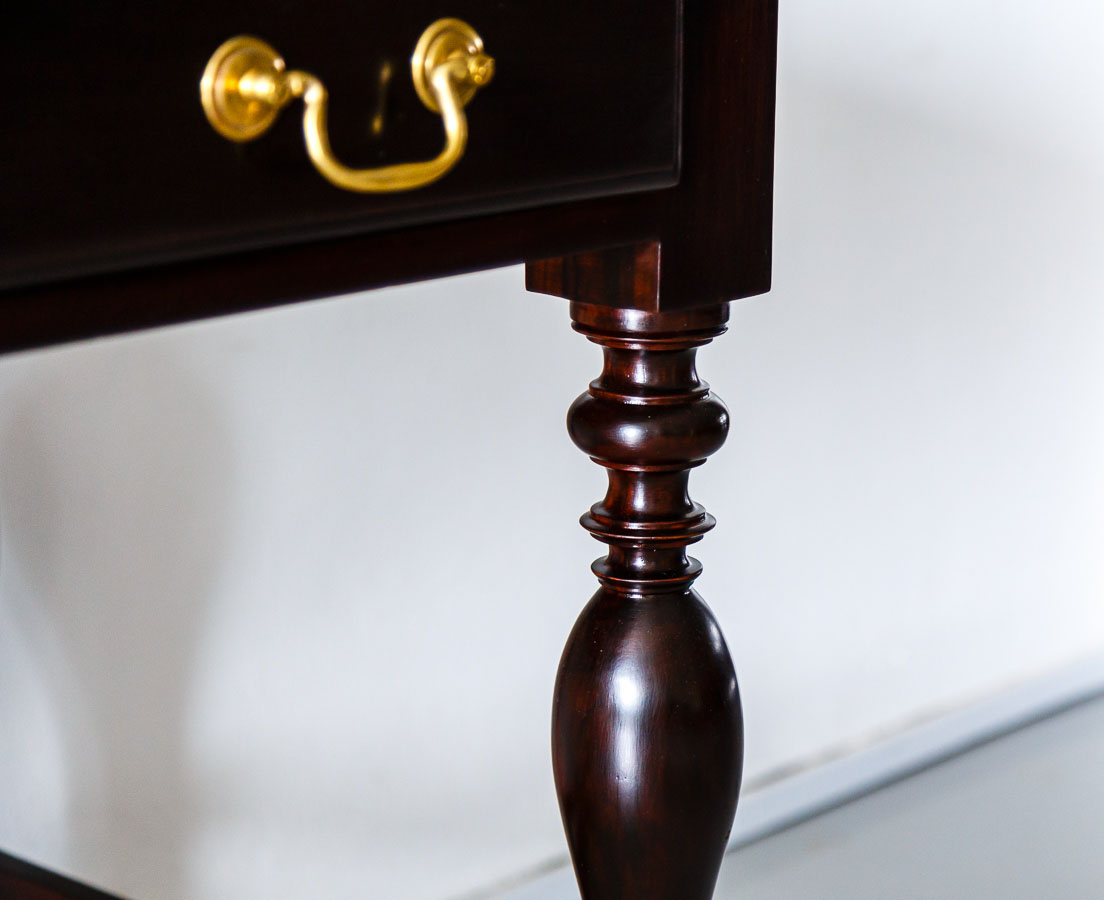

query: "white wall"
xmin=3 ymin=1 xmax=1104 ymax=898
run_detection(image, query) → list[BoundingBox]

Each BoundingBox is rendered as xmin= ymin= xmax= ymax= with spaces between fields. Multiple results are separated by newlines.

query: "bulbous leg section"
xmin=553 ymin=587 xmax=743 ymax=900
xmin=525 ymin=242 xmax=741 ymax=896
xmin=534 ymin=275 xmax=741 ymax=900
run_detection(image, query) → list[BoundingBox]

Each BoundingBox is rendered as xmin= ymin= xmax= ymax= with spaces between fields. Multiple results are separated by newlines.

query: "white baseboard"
xmin=731 ymin=651 xmax=1104 ymax=846
xmin=473 ymin=650 xmax=1104 ymax=900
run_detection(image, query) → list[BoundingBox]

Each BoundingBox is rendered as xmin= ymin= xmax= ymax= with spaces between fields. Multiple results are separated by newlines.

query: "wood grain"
xmin=550 ymin=269 xmax=743 ymax=899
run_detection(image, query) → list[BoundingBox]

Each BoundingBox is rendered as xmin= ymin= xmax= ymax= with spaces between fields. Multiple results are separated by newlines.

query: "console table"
xmin=0 ymin=2 xmax=778 ymax=897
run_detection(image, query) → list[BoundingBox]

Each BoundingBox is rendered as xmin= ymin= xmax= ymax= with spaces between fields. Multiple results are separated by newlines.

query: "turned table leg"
xmin=531 ymin=248 xmax=742 ymax=899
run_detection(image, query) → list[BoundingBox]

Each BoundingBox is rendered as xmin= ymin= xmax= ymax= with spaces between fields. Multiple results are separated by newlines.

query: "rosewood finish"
xmin=0 ymin=0 xmax=680 ymax=292
xmin=0 ymin=2 xmax=777 ymax=898
xmin=0 ymin=0 xmax=776 ymax=354
xmin=532 ymin=244 xmax=742 ymax=898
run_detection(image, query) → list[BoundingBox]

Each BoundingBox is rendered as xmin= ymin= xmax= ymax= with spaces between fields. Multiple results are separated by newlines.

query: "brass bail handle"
xmin=200 ymin=18 xmax=494 ymax=193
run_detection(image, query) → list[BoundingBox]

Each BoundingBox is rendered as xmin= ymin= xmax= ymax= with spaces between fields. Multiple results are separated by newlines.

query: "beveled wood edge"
xmin=0 ymin=192 xmax=666 ymax=356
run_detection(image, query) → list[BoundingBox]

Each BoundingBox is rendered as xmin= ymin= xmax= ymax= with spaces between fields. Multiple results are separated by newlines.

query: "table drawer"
xmin=0 ymin=0 xmax=681 ymax=291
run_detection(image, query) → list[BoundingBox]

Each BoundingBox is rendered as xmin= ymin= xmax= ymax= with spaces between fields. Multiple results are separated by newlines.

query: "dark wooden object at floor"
xmin=530 ymin=245 xmax=742 ymax=899
xmin=0 ymin=852 xmax=128 ymax=900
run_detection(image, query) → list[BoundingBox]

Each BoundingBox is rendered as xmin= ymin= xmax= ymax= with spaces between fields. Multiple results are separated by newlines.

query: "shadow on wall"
xmin=0 ymin=342 xmax=233 ymax=900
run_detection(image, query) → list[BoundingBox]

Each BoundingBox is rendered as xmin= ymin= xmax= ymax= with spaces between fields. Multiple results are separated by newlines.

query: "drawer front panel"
xmin=1 ymin=0 xmax=681 ymax=291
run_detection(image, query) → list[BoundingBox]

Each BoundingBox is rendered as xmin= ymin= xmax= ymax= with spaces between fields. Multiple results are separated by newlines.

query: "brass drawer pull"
xmin=200 ymin=18 xmax=494 ymax=193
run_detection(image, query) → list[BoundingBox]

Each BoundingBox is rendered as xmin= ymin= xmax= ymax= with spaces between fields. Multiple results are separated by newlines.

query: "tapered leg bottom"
xmin=549 ymin=293 xmax=743 ymax=900
xmin=553 ymin=587 xmax=742 ymax=900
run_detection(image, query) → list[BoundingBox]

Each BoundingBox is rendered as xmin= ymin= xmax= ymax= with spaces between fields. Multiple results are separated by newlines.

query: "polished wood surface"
xmin=1 ymin=2 xmax=776 ymax=898
xmin=0 ymin=0 xmax=680 ymax=293
xmin=0 ymin=0 xmax=776 ymax=354
xmin=543 ymin=250 xmax=743 ymax=899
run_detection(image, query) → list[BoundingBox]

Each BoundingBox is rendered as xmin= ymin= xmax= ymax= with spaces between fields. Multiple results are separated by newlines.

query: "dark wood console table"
xmin=0 ymin=2 xmax=778 ymax=897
